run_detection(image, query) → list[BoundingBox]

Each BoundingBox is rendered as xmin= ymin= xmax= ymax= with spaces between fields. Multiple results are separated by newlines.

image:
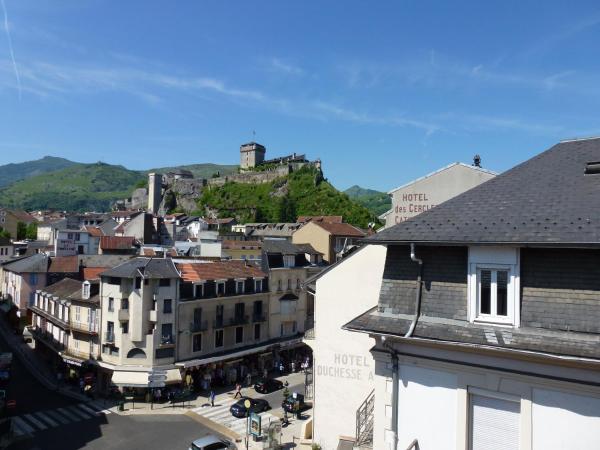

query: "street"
xmin=8 ymin=413 xmax=216 ymax=450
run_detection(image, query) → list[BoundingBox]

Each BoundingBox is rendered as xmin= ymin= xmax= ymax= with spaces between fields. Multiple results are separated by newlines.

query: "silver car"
xmin=189 ymin=435 xmax=234 ymax=450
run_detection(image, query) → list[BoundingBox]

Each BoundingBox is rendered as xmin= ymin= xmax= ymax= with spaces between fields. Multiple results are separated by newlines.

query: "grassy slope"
xmin=0 ymin=156 xmax=78 ymax=188
xmin=344 ymin=184 xmax=391 ymax=216
xmin=197 ymin=167 xmax=378 ymax=228
xmin=0 ymin=163 xmax=145 ymax=211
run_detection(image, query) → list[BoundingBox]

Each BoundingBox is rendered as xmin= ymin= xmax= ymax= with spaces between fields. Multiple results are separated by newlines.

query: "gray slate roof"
xmin=369 ymin=138 xmax=600 ymax=246
xmin=344 ymin=308 xmax=600 ymax=361
xmin=100 ymin=257 xmax=180 ymax=279
xmin=2 ymin=254 xmax=48 ymax=273
xmin=262 ymin=239 xmax=304 ymax=255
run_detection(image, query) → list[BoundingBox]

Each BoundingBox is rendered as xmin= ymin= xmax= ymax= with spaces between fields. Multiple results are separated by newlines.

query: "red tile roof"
xmin=85 ymin=226 xmax=104 ymax=237
xmin=297 ymin=215 xmax=343 ymax=224
xmin=177 ymin=260 xmax=265 ymax=283
xmin=205 ymin=218 xmax=235 ymax=225
xmin=82 ymin=267 xmax=106 ymax=280
xmin=100 ymin=236 xmax=135 ymax=250
xmin=49 ymin=256 xmax=79 ymax=273
xmin=313 ymin=222 xmax=366 ymax=237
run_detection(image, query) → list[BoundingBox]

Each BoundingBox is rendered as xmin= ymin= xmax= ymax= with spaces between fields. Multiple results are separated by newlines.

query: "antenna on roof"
xmin=473 ymin=154 xmax=481 ymax=168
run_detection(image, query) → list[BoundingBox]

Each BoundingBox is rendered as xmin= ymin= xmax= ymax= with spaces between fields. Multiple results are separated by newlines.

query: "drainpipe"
xmin=404 ymin=243 xmax=423 ymax=338
xmin=385 ymin=244 xmax=423 ymax=450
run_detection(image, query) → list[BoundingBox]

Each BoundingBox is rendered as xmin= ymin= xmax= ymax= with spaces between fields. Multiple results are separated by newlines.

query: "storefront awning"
xmin=177 ymin=342 xmax=273 ymax=369
xmin=111 ymin=370 xmax=149 ymax=387
xmin=165 ymin=368 xmax=182 ymax=384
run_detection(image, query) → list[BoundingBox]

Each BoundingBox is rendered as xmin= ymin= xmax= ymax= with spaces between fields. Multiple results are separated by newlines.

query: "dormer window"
xmin=217 ymin=281 xmax=226 ymax=296
xmin=82 ymin=281 xmax=90 ymax=300
xmin=283 ymin=255 xmax=295 ymax=268
xmin=236 ymin=280 xmax=245 ymax=294
xmin=194 ymin=283 xmax=204 ymax=299
xmin=468 ymin=247 xmax=520 ymax=326
xmin=254 ymin=279 xmax=263 ymax=293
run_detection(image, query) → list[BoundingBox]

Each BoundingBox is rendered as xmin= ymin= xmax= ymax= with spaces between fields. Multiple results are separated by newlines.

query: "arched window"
xmin=126 ymin=348 xmax=147 ymax=359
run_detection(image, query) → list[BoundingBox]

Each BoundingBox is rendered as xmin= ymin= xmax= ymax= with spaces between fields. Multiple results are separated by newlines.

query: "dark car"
xmin=229 ymin=397 xmax=270 ymax=418
xmin=282 ymin=392 xmax=305 ymax=413
xmin=254 ymin=378 xmax=284 ymax=394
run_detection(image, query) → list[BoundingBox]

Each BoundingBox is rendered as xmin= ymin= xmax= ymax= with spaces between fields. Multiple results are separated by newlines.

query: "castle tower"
xmin=148 ymin=172 xmax=162 ymax=214
xmin=240 ymin=142 xmax=266 ymax=170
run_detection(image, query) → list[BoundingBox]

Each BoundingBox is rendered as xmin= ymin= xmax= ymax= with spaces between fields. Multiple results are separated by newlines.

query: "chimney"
xmin=473 ymin=154 xmax=481 ymax=168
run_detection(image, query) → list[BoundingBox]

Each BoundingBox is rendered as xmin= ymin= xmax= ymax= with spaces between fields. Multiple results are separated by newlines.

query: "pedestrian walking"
xmin=210 ymin=390 xmax=215 ymax=407
xmin=263 ymin=368 xmax=268 ymax=379
xmin=291 ymin=361 xmax=296 ymax=373
xmin=279 ymin=362 xmax=284 ymax=376
xmin=79 ymin=378 xmax=85 ymax=393
xmin=155 ymin=388 xmax=162 ymax=403
xmin=246 ymin=372 xmax=252 ymax=387
xmin=233 ymin=382 xmax=242 ymax=399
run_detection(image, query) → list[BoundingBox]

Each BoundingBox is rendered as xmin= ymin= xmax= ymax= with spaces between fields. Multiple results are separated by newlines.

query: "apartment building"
xmin=292 ymin=221 xmax=366 ymax=264
xmin=343 ymin=138 xmax=600 ymax=450
xmin=98 ymin=258 xmax=182 ymax=388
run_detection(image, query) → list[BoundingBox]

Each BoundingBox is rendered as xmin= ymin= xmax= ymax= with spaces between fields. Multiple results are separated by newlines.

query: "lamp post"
xmin=244 ymin=399 xmax=251 ymax=450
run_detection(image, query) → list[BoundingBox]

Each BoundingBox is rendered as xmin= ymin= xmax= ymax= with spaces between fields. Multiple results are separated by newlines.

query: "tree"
xmin=0 ymin=227 xmax=10 ymax=239
xmin=25 ymin=222 xmax=37 ymax=240
xmin=16 ymin=222 xmax=27 ymax=240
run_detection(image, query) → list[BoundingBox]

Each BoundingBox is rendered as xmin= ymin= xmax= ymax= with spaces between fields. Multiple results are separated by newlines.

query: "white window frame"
xmin=235 ymin=279 xmax=245 ymax=294
xmin=254 ymin=279 xmax=263 ymax=293
xmin=468 ymin=247 xmax=520 ymax=327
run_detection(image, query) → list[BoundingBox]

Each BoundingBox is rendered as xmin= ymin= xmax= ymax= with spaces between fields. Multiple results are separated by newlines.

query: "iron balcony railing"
xmin=304 ymin=317 xmax=315 ymax=340
xmin=189 ymin=320 xmax=208 ymax=332
xmin=213 ymin=317 xmax=224 ymax=329
xmin=356 ymin=389 xmax=375 ymax=448
xmin=70 ymin=321 xmax=98 ymax=335
xmin=228 ymin=315 xmax=249 ymax=326
xmin=252 ymin=313 xmax=266 ymax=323
xmin=104 ymin=331 xmax=115 ymax=343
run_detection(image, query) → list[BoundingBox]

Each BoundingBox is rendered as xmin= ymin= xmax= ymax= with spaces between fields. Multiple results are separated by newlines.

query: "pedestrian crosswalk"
xmin=192 ymin=397 xmax=279 ymax=436
xmin=11 ymin=400 xmax=113 ymax=438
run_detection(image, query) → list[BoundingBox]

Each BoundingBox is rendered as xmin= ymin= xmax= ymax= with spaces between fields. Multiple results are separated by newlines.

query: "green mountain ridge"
xmin=344 ymin=184 xmax=391 ymax=217
xmin=0 ymin=156 xmax=78 ymax=188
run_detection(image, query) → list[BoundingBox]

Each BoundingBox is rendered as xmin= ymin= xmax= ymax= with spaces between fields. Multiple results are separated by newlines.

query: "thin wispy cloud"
xmin=268 ymin=57 xmax=304 ymax=76
xmin=1 ymin=0 xmax=20 ymax=100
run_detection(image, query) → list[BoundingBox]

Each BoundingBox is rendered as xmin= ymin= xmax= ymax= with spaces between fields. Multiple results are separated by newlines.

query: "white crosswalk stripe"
xmin=23 ymin=414 xmax=47 ymax=431
xmin=192 ymin=398 xmax=279 ymax=436
xmin=10 ymin=402 xmax=105 ymax=437
xmin=33 ymin=411 xmax=58 ymax=427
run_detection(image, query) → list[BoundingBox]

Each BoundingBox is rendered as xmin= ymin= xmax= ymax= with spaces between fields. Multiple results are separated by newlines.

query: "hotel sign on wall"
xmin=393 ymin=192 xmax=437 ymax=224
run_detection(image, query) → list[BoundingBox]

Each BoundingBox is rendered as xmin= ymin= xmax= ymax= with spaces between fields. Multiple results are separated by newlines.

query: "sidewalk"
xmin=0 ymin=313 xmax=88 ymax=403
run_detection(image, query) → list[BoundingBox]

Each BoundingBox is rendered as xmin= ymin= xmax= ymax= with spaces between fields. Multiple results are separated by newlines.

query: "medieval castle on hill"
xmin=115 ymin=142 xmax=321 ymax=215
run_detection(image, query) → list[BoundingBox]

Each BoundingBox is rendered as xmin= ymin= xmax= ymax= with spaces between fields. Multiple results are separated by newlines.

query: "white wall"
xmin=532 ymin=387 xmax=600 ymax=450
xmin=396 ymin=365 xmax=458 ymax=450
xmin=310 ymin=245 xmax=386 ymax=450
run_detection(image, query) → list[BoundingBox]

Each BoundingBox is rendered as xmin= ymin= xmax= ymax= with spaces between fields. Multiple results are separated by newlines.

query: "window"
xmin=155 ymin=347 xmax=174 ymax=359
xmin=217 ymin=281 xmax=225 ymax=296
xmin=135 ymin=277 xmax=141 ymax=289
xmin=75 ymin=306 xmax=81 ymax=322
xmin=122 ymin=321 xmax=129 ymax=334
xmin=194 ymin=284 xmax=203 ymax=299
xmin=254 ymin=279 xmax=263 ymax=293
xmin=236 ymin=280 xmax=245 ymax=294
xmin=82 ymin=282 xmax=90 ymax=299
xmin=468 ymin=247 xmax=519 ymax=326
xmin=253 ymin=300 xmax=263 ymax=319
xmin=277 ymin=280 xmax=282 ymax=291
xmin=159 ymin=278 xmax=171 ymax=287
xmin=193 ymin=307 xmax=203 ymax=325
xmin=107 ymin=277 xmax=120 ymax=286
xmin=254 ymin=323 xmax=261 ymax=340
xmin=193 ymin=333 xmax=202 ymax=352
xmin=235 ymin=326 xmax=243 ymax=344
xmin=108 ymin=297 xmax=114 ymax=312
xmin=163 ymin=299 xmax=172 ymax=314
xmin=30 ymin=273 xmax=38 ymax=285
xmin=281 ymin=300 xmax=297 ymax=315
xmin=161 ymin=323 xmax=173 ymax=343
xmin=235 ymin=303 xmax=245 ymax=320
xmin=215 ymin=329 xmax=224 ymax=348
xmin=215 ymin=305 xmax=224 ymax=327
xmin=470 ymin=390 xmax=520 ymax=450
xmin=77 ymin=245 xmax=85 ymax=255
xmin=283 ymin=255 xmax=295 ymax=268
xmin=121 ymin=298 xmax=129 ymax=310
xmin=287 ymin=279 xmax=292 ymax=290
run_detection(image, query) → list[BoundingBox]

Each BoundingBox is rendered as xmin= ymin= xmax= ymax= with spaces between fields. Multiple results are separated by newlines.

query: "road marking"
xmin=12 ymin=416 xmax=35 ymax=435
xmin=77 ymin=403 xmax=101 ymax=416
xmin=23 ymin=414 xmax=47 ymax=431
xmin=33 ymin=411 xmax=58 ymax=427
xmin=67 ymin=405 xmax=92 ymax=419
xmin=57 ymin=407 xmax=81 ymax=422
xmin=89 ymin=400 xmax=113 ymax=414
xmin=45 ymin=409 xmax=70 ymax=425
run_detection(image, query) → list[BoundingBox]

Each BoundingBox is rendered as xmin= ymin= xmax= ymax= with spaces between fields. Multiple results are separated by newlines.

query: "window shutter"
xmin=470 ymin=394 xmax=520 ymax=450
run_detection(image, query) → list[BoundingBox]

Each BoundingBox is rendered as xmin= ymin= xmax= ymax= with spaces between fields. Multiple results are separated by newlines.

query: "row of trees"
xmin=0 ymin=221 xmax=37 ymax=240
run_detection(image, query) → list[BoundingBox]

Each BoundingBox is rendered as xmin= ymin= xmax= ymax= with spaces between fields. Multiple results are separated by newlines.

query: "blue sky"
xmin=1 ymin=1 xmax=600 ymax=191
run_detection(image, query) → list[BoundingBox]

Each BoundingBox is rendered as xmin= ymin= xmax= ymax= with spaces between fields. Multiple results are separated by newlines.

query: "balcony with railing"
xmin=70 ymin=321 xmax=98 ymax=335
xmin=213 ymin=317 xmax=224 ymax=329
xmin=29 ymin=305 xmax=69 ymax=330
xmin=356 ymin=389 xmax=375 ymax=448
xmin=159 ymin=334 xmax=175 ymax=348
xmin=189 ymin=320 xmax=208 ymax=332
xmin=252 ymin=313 xmax=267 ymax=323
xmin=64 ymin=347 xmax=96 ymax=361
xmin=104 ymin=331 xmax=115 ymax=343
xmin=304 ymin=318 xmax=315 ymax=340
xmin=228 ymin=315 xmax=249 ymax=327
xmin=29 ymin=327 xmax=65 ymax=352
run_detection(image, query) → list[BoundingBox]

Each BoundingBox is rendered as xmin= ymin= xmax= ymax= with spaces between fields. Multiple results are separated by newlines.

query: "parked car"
xmin=229 ymin=397 xmax=270 ymax=418
xmin=254 ymin=378 xmax=283 ymax=394
xmin=282 ymin=392 xmax=305 ymax=413
xmin=189 ymin=435 xmax=233 ymax=450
